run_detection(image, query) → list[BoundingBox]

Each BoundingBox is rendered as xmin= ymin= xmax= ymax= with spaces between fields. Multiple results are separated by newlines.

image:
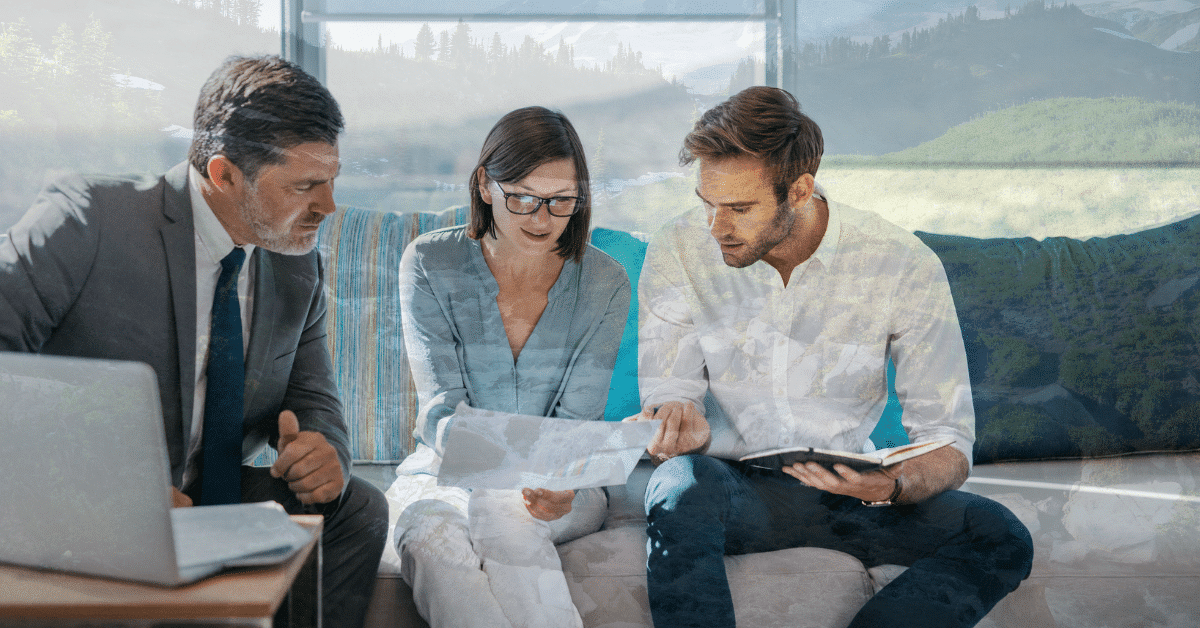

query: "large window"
xmin=0 ymin=0 xmax=281 ymax=231
xmin=295 ymin=0 xmax=1198 ymax=239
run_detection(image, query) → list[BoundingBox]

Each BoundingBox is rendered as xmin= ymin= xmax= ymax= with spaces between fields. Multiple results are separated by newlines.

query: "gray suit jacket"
xmin=0 ymin=162 xmax=350 ymax=489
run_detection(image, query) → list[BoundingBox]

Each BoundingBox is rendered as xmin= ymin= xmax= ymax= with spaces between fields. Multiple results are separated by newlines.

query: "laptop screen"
xmin=0 ymin=352 xmax=182 ymax=584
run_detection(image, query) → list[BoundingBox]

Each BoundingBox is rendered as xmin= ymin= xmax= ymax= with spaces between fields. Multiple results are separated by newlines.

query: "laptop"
xmin=0 ymin=352 xmax=311 ymax=586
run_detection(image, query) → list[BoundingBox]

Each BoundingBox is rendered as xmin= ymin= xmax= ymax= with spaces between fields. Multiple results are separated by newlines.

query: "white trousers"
xmin=390 ymin=473 xmax=606 ymax=628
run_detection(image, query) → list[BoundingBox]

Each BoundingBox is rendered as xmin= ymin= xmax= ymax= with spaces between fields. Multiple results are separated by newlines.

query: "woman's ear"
xmin=477 ymin=167 xmax=493 ymax=204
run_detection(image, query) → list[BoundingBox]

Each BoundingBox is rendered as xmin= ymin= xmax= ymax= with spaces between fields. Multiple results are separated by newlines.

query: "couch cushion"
xmin=321 ymin=205 xmax=468 ymax=462
xmin=918 ymin=212 xmax=1200 ymax=464
xmin=589 ymin=228 xmax=647 ymax=421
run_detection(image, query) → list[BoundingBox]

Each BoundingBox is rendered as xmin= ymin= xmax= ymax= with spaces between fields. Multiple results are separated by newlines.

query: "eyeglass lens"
xmin=507 ymin=195 xmax=575 ymax=216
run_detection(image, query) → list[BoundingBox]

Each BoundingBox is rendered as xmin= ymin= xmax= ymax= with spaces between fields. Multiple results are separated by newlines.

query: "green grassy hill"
xmin=825 ymin=96 xmax=1200 ymax=164
xmin=875 ymin=97 xmax=1200 ymax=164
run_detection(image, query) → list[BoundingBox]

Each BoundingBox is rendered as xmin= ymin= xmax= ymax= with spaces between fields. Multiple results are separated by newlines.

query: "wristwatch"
xmin=862 ymin=476 xmax=903 ymax=507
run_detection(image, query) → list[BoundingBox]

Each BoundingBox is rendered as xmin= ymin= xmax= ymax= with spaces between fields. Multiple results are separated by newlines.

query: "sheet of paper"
xmin=172 ymin=501 xmax=311 ymax=570
xmin=436 ymin=404 xmax=659 ymax=491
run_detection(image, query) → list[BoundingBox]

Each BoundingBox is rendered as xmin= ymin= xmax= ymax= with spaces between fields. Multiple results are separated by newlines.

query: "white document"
xmin=436 ymin=404 xmax=659 ymax=491
xmin=172 ymin=501 xmax=312 ymax=574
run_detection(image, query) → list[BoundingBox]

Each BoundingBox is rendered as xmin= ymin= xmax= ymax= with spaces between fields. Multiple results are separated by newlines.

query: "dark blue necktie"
xmin=200 ymin=247 xmax=247 ymax=505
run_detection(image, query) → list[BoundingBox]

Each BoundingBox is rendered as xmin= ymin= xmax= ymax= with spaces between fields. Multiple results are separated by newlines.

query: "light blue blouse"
xmin=399 ymin=226 xmax=632 ymax=449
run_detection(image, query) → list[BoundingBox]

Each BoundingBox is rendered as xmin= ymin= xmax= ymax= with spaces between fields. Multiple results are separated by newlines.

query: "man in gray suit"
xmin=0 ymin=55 xmax=387 ymax=628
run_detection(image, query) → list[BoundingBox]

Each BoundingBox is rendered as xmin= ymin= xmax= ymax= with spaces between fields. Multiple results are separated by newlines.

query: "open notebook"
xmin=0 ymin=352 xmax=311 ymax=586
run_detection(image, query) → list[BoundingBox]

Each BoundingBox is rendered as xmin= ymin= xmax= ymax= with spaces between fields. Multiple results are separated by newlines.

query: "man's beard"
xmin=238 ymin=186 xmax=321 ymax=256
xmin=719 ymin=202 xmax=794 ymax=268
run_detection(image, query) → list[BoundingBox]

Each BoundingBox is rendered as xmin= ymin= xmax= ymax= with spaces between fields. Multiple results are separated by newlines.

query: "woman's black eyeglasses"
xmin=495 ymin=182 xmax=582 ymax=217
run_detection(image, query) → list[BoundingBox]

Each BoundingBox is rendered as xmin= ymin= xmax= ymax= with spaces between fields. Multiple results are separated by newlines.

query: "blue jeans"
xmin=644 ymin=455 xmax=1033 ymax=628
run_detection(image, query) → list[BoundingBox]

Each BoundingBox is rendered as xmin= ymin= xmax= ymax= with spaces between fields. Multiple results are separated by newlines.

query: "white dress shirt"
xmin=638 ymin=192 xmax=975 ymax=466
xmin=183 ymin=166 xmax=257 ymax=488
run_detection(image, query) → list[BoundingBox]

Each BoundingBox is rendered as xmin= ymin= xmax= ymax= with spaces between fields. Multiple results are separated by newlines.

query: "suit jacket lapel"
xmin=245 ymin=249 xmax=276 ymax=417
xmin=160 ymin=162 xmax=197 ymax=473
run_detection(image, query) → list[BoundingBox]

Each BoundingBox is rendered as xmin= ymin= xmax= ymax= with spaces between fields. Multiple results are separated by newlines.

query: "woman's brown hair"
xmin=468 ymin=107 xmax=591 ymax=262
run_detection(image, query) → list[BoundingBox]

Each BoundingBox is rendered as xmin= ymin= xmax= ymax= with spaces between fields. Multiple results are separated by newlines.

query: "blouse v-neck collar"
xmin=467 ymin=237 xmax=577 ymax=366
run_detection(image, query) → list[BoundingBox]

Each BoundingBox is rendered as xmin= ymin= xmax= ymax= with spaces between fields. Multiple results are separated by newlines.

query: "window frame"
xmin=281 ymin=0 xmax=798 ymax=90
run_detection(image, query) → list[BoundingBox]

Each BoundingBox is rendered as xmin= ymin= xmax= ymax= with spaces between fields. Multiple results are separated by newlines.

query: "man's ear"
xmin=476 ymin=166 xmax=493 ymax=204
xmin=205 ymin=155 xmax=245 ymax=192
xmin=787 ymin=173 xmax=816 ymax=211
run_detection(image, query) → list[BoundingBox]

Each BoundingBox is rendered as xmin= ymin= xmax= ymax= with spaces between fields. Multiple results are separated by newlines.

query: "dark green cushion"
xmin=918 ymin=213 xmax=1200 ymax=464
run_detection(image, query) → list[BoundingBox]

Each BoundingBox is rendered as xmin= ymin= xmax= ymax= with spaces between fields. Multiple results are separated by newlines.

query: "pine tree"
xmin=727 ymin=57 xmax=756 ymax=93
xmin=437 ymin=30 xmax=451 ymax=62
xmin=488 ymin=32 xmax=504 ymax=64
xmin=78 ymin=19 xmax=118 ymax=119
xmin=0 ymin=20 xmax=43 ymax=114
xmin=518 ymin=35 xmax=544 ymax=65
xmin=232 ymin=0 xmax=260 ymax=28
xmin=414 ymin=24 xmax=435 ymax=61
xmin=451 ymin=20 xmax=470 ymax=67
xmin=556 ymin=36 xmax=571 ymax=67
xmin=51 ymin=24 xmax=79 ymax=80
xmin=591 ymin=129 xmax=608 ymax=192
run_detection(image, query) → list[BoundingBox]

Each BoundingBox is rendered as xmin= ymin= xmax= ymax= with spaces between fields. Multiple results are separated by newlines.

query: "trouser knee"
xmin=955 ymin=492 xmax=1036 ymax=587
xmin=397 ymin=499 xmax=477 ymax=564
xmin=333 ymin=476 xmax=389 ymax=543
xmin=644 ymin=455 xmax=733 ymax=527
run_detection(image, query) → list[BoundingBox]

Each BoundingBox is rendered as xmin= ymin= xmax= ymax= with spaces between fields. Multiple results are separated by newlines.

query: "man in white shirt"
xmin=632 ymin=86 xmax=1033 ymax=628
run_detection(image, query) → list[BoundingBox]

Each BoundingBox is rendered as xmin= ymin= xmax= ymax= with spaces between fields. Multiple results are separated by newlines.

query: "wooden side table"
xmin=0 ymin=515 xmax=322 ymax=627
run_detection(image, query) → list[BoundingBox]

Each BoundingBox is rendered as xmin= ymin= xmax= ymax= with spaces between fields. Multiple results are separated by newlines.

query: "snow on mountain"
xmin=1160 ymin=21 xmax=1200 ymax=48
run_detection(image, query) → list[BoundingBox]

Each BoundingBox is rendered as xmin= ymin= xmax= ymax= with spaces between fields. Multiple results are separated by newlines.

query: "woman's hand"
xmin=522 ymin=488 xmax=574 ymax=521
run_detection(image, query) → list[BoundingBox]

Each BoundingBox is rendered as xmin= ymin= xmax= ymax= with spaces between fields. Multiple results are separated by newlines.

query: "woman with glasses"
xmin=386 ymin=106 xmax=631 ymax=628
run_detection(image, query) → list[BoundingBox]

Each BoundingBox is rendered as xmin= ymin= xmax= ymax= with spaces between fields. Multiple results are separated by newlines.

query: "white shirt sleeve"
xmin=637 ymin=224 xmax=710 ymax=414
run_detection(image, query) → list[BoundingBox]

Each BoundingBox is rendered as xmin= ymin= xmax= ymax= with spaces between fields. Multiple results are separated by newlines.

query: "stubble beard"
xmin=720 ymin=202 xmax=795 ymax=268
xmin=239 ymin=183 xmax=320 ymax=256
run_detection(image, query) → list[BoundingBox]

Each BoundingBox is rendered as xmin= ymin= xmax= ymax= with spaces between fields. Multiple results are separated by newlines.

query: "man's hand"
xmin=783 ymin=461 xmax=902 ymax=503
xmin=270 ymin=409 xmax=344 ymax=505
xmin=171 ymin=487 xmax=193 ymax=508
xmin=522 ymin=488 xmax=574 ymax=521
xmin=785 ymin=445 xmax=970 ymax=504
xmin=626 ymin=401 xmax=711 ymax=464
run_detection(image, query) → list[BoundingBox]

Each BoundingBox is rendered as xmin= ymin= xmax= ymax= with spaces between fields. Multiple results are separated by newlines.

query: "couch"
xmin=308 ymin=204 xmax=1200 ymax=628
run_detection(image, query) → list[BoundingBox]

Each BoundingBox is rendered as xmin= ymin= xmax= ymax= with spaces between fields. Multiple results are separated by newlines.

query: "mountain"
xmin=786 ymin=3 xmax=1199 ymax=155
xmin=1128 ymin=6 xmax=1200 ymax=51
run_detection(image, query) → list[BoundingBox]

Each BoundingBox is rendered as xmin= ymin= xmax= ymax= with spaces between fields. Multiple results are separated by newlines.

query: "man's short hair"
xmin=467 ymin=106 xmax=592 ymax=263
xmin=188 ymin=55 xmax=344 ymax=182
xmin=680 ymin=86 xmax=823 ymax=205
